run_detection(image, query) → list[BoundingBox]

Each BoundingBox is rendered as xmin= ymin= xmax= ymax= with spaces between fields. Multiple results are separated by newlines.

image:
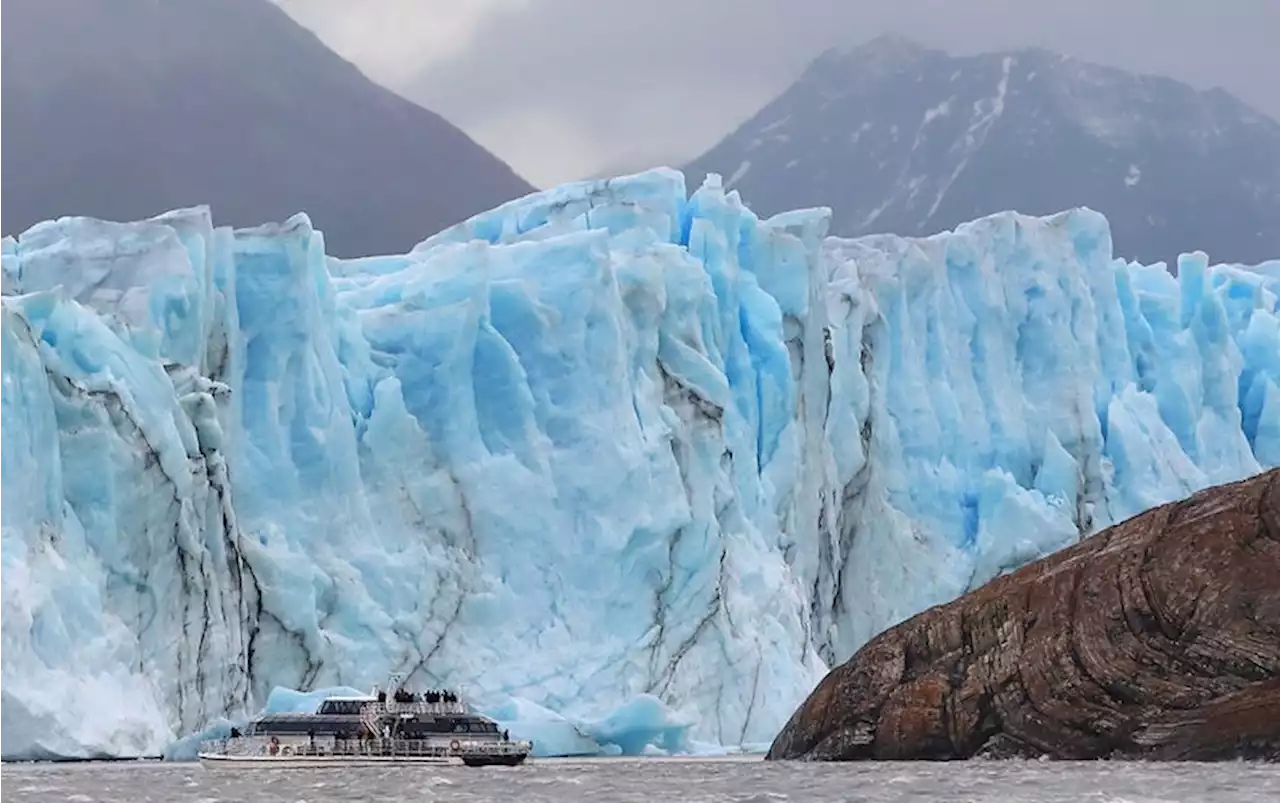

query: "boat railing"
xmin=361 ymin=700 xmax=469 ymax=716
xmin=358 ymin=700 xmax=465 ymax=736
xmin=200 ymin=736 xmax=533 ymax=758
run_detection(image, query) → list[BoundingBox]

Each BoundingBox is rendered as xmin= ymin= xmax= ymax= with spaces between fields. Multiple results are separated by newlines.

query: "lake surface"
xmin=4 ymin=756 xmax=1277 ymax=802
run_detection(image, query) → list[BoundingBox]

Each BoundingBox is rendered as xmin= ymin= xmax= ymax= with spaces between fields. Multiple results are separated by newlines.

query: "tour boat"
xmin=198 ymin=674 xmax=532 ymax=768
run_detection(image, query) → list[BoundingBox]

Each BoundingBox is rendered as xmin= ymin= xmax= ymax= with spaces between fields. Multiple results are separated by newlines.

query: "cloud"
xmin=281 ymin=0 xmax=1279 ymax=185
xmin=276 ymin=0 xmax=530 ymax=86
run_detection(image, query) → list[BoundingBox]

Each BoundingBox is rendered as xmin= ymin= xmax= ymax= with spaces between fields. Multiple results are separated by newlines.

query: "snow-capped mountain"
xmin=0 ymin=0 xmax=534 ymax=258
xmin=684 ymin=35 xmax=1280 ymax=266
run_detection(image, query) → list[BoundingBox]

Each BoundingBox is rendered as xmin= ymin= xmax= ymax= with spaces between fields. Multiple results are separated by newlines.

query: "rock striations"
xmin=767 ymin=469 xmax=1280 ymax=761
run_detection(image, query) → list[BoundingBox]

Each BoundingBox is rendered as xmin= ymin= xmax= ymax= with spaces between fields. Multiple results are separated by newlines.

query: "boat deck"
xmin=199 ymin=736 xmax=532 ymax=769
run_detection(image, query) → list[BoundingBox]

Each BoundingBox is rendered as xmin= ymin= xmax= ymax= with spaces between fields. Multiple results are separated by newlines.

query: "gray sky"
xmin=279 ymin=0 xmax=1279 ymax=187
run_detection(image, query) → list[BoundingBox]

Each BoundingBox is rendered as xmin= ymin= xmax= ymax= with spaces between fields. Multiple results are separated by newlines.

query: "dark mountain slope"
xmin=2 ymin=0 xmax=535 ymax=257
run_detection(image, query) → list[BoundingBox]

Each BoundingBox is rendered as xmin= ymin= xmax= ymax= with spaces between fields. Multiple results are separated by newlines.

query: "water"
xmin=3 ymin=757 xmax=1277 ymax=802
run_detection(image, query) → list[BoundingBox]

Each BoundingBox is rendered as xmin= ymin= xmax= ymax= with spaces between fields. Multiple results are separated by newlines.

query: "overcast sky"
xmin=279 ymin=0 xmax=1279 ymax=187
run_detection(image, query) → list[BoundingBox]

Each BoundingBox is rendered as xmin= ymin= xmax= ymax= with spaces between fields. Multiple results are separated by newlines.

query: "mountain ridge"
xmin=684 ymin=35 xmax=1280 ymax=265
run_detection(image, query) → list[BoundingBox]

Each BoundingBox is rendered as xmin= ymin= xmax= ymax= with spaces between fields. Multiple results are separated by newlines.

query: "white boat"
xmin=198 ymin=674 xmax=532 ymax=769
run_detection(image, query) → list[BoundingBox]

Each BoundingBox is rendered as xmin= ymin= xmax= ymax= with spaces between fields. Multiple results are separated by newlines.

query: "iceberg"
xmin=2 ymin=169 xmax=1277 ymax=760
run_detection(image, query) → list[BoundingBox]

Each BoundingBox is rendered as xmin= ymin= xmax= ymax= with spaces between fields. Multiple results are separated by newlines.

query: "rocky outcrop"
xmin=768 ymin=469 xmax=1280 ymax=761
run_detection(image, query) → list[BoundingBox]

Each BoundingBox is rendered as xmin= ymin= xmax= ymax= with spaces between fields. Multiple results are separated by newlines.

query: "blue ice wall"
xmin=2 ymin=170 xmax=1277 ymax=759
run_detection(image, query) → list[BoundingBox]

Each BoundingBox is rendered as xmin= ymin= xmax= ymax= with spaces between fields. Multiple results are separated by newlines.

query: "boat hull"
xmin=462 ymin=753 xmax=529 ymax=767
xmin=198 ymin=752 xmax=459 ymax=769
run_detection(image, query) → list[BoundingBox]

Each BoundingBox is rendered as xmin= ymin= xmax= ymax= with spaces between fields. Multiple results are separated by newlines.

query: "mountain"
xmin=0 ymin=0 xmax=534 ymax=258
xmin=3 ymin=168 xmax=1276 ymax=759
xmin=684 ymin=35 xmax=1280 ymax=265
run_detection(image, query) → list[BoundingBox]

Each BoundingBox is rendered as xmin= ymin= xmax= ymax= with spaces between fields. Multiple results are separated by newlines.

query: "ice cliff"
xmin=2 ymin=169 xmax=1278 ymax=760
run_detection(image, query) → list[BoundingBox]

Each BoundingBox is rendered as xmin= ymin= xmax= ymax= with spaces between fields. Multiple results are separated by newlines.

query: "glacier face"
xmin=2 ymin=169 xmax=1277 ymax=760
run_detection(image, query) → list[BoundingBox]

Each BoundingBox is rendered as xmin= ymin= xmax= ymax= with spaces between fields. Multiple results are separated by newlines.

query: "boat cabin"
xmin=316 ymin=697 xmax=375 ymax=715
xmin=244 ymin=687 xmax=504 ymax=742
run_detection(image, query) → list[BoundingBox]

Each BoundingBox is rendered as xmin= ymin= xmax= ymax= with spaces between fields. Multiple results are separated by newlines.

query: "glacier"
xmin=2 ymin=168 xmax=1277 ymax=760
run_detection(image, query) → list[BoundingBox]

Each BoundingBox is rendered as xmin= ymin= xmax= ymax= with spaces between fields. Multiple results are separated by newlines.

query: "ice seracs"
xmin=2 ymin=169 xmax=1277 ymax=761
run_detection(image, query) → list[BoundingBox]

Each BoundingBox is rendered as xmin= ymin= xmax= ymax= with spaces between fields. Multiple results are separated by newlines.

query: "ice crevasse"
xmin=2 ymin=168 xmax=1277 ymax=760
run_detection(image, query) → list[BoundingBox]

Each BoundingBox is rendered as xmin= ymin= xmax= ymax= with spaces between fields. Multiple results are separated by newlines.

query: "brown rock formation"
xmin=768 ymin=469 xmax=1280 ymax=761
